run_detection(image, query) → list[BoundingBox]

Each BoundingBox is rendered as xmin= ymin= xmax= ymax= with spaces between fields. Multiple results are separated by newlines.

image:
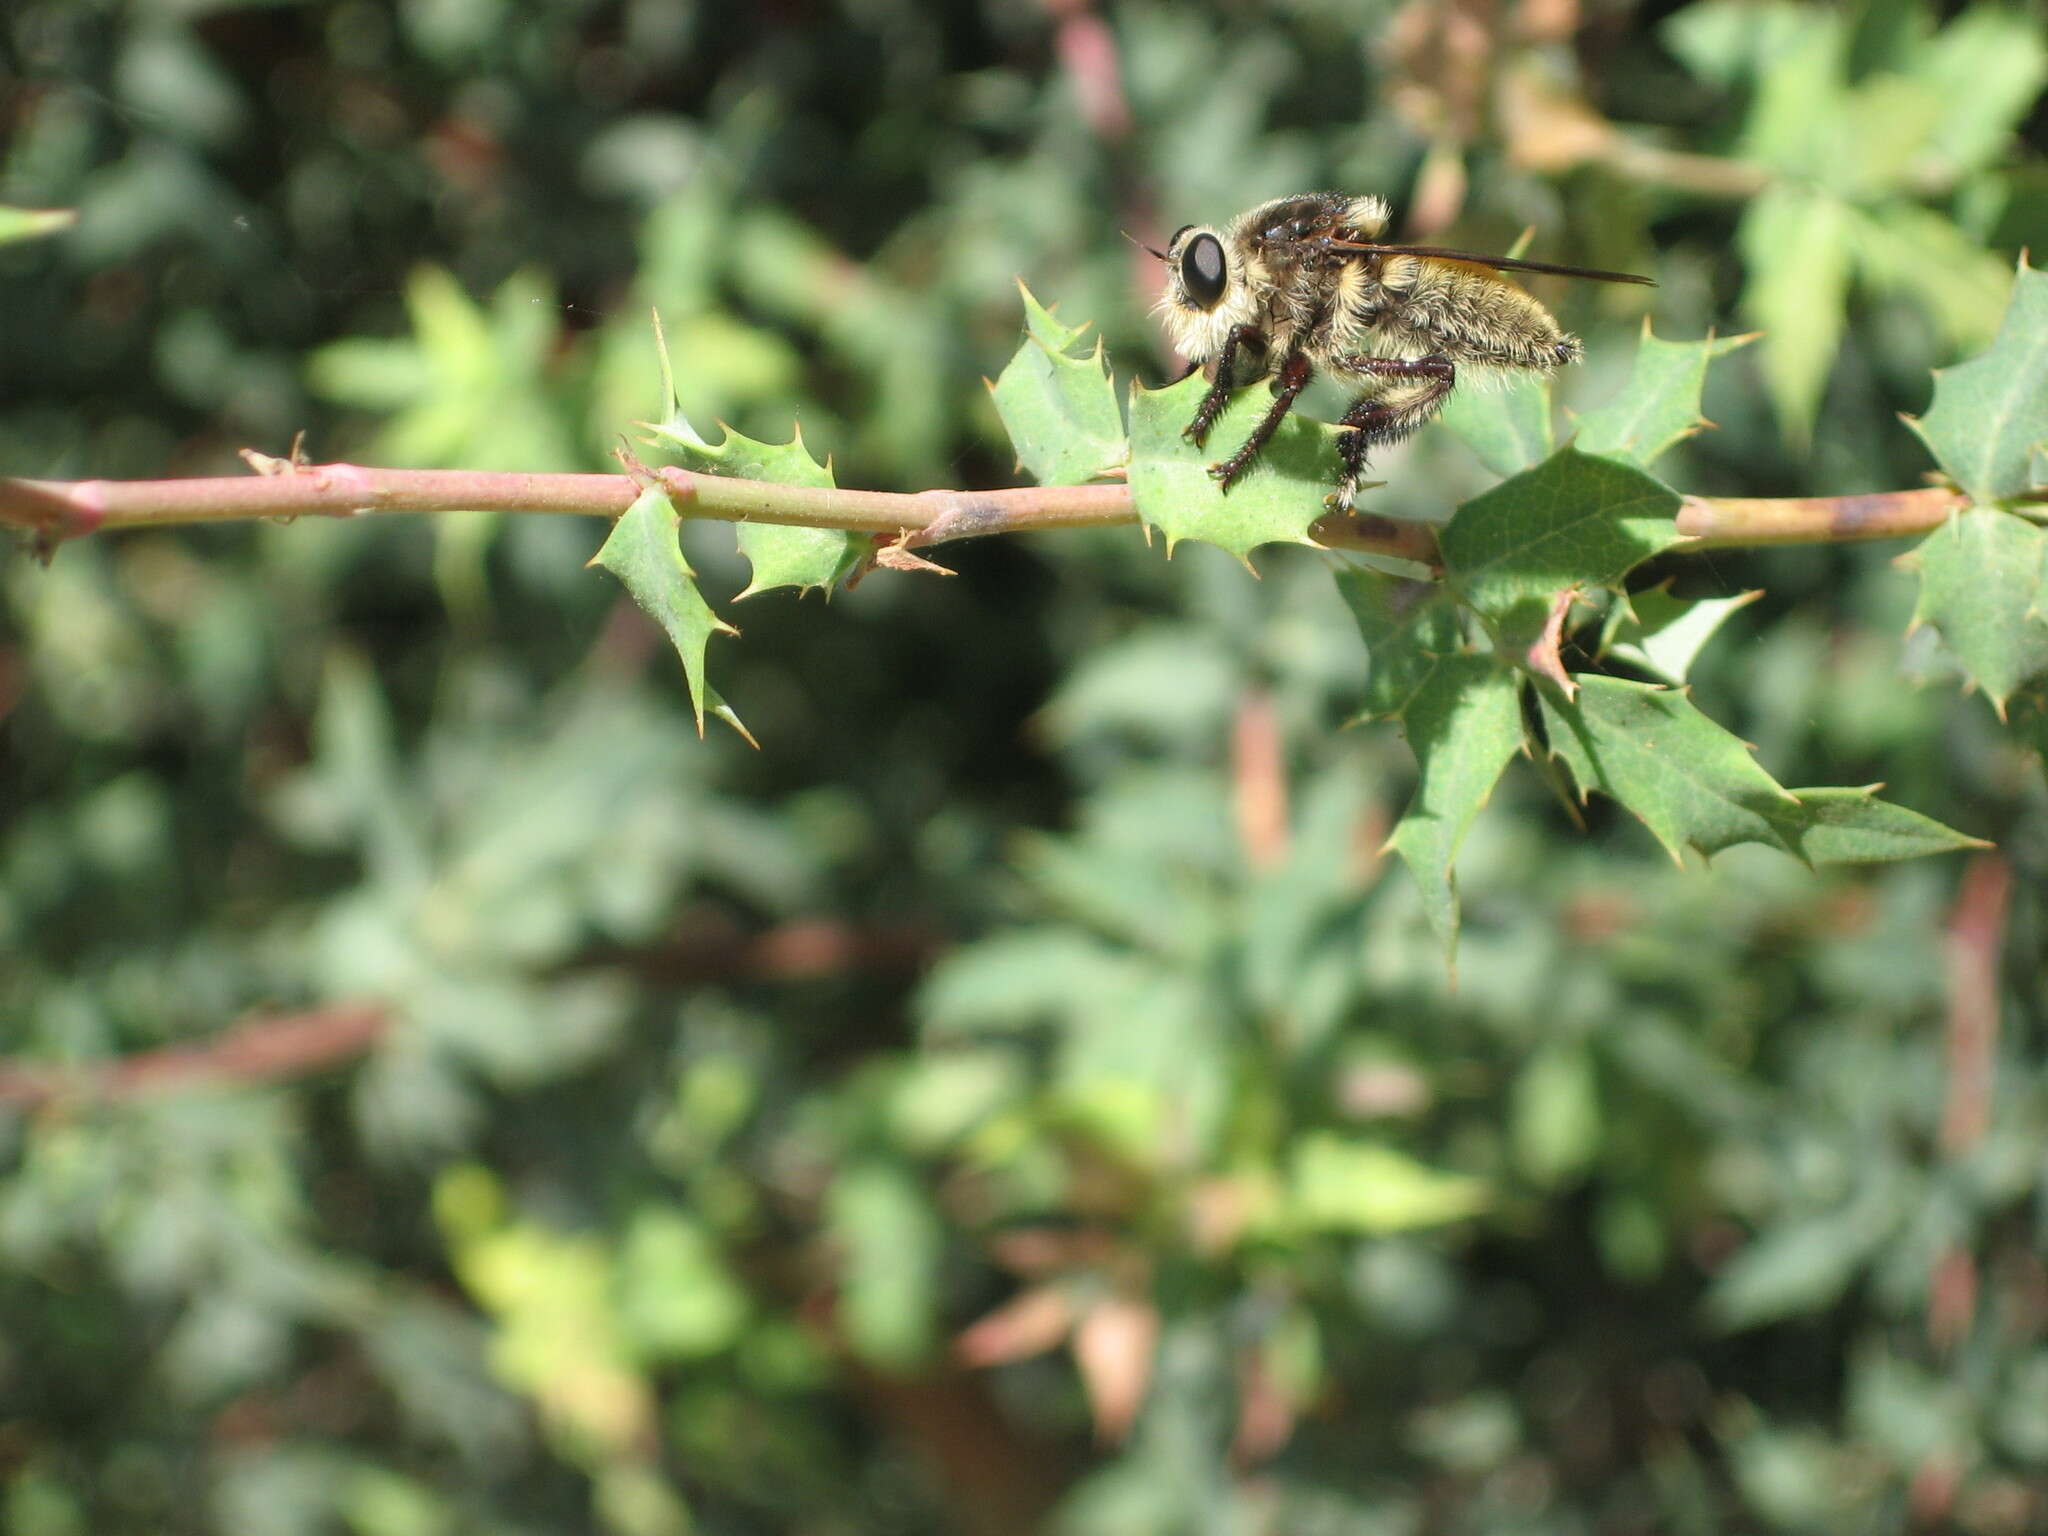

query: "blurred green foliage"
xmin=5 ymin=2 xmax=2048 ymax=1534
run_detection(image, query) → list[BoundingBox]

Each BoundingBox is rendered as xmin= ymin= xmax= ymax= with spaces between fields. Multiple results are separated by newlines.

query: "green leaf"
xmin=1511 ymin=1044 xmax=1601 ymax=1186
xmin=1738 ymin=186 xmax=1854 ymax=444
xmin=1439 ymin=448 xmax=1681 ymax=635
xmin=1573 ymin=328 xmax=1756 ymax=467
xmin=1542 ymin=677 xmax=1975 ymax=864
xmin=1908 ymin=260 xmax=2048 ymax=505
xmin=826 ymin=1162 xmax=942 ymax=1369
xmin=588 ymin=487 xmax=752 ymax=743
xmin=1600 ymin=585 xmax=1761 ymax=684
xmin=1907 ymin=6 xmax=2048 ymax=179
xmin=641 ymin=416 xmax=859 ymax=598
xmin=1289 ymin=1134 xmax=1489 ymax=1234
xmin=617 ymin=1209 xmax=750 ymax=1360
xmin=1017 ymin=281 xmax=1092 ymax=354
xmin=1901 ymin=505 xmax=2048 ymax=714
xmin=1385 ymin=657 xmax=1524 ymax=957
xmin=0 ymin=205 xmax=75 ymax=246
xmin=1774 ymin=788 xmax=1987 ymax=862
xmin=1540 ymin=676 xmax=1802 ymax=864
xmin=1336 ymin=566 xmax=1466 ymax=720
xmin=1848 ymin=203 xmax=2012 ymax=354
xmin=988 ymin=284 xmax=1126 ymax=486
xmin=1127 ymin=371 xmax=1340 ymax=562
xmin=1438 ymin=370 xmax=1553 ymax=477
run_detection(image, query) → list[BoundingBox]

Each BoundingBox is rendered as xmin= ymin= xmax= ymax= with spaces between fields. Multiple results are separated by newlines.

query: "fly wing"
xmin=1328 ymin=240 xmax=1655 ymax=286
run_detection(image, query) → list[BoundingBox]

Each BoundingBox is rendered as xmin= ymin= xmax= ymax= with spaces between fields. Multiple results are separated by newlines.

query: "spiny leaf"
xmin=1774 ymin=789 xmax=1987 ymax=862
xmin=1385 ymin=656 xmax=1525 ymax=960
xmin=1127 ymin=371 xmax=1339 ymax=563
xmin=589 ymin=486 xmax=754 ymax=744
xmin=1573 ymin=327 xmax=1757 ymax=467
xmin=1439 ymin=448 xmax=1681 ymax=636
xmin=1018 ymin=282 xmax=1093 ymax=355
xmin=1600 ymin=585 xmax=1762 ymax=685
xmin=1907 ymin=259 xmax=2048 ymax=505
xmin=1540 ymin=676 xmax=1802 ymax=864
xmin=989 ymin=284 xmax=1126 ymax=487
xmin=1339 ymin=567 xmax=1522 ymax=960
xmin=641 ymin=416 xmax=858 ymax=598
xmin=1900 ymin=504 xmax=2048 ymax=716
xmin=1439 ymin=370 xmax=1553 ymax=477
xmin=1541 ymin=677 xmax=1973 ymax=865
xmin=1336 ymin=566 xmax=1466 ymax=721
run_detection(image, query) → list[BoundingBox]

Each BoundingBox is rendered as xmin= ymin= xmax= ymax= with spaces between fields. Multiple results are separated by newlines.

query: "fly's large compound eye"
xmin=1181 ymin=233 xmax=1228 ymax=309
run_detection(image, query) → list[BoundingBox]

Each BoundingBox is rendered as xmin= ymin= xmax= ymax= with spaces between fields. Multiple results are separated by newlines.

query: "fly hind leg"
xmin=1331 ymin=355 xmax=1455 ymax=509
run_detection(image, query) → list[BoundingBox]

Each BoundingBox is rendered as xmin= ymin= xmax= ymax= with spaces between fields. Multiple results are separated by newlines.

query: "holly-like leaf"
xmin=1774 ymin=789 xmax=1987 ymax=863
xmin=640 ymin=416 xmax=858 ymax=598
xmin=1600 ymin=585 xmax=1762 ymax=685
xmin=1337 ymin=566 xmax=1466 ymax=720
xmin=1540 ymin=676 xmax=1802 ymax=864
xmin=1439 ymin=370 xmax=1553 ymax=478
xmin=1573 ymin=328 xmax=1757 ymax=467
xmin=589 ymin=487 xmax=754 ymax=743
xmin=1901 ymin=505 xmax=2048 ymax=716
xmin=1541 ymin=677 xmax=1973 ymax=864
xmin=989 ymin=283 xmax=1126 ymax=487
xmin=1908 ymin=260 xmax=2048 ymax=506
xmin=1127 ymin=372 xmax=1340 ymax=563
xmin=1018 ymin=283 xmax=1091 ymax=354
xmin=1385 ymin=656 xmax=1525 ymax=958
xmin=1439 ymin=448 xmax=1681 ymax=636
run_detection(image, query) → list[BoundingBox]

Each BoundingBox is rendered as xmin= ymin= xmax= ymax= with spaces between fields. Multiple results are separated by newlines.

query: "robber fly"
xmin=1150 ymin=192 xmax=1653 ymax=508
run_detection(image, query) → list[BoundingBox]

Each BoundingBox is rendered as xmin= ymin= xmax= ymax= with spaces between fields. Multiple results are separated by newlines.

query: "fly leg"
xmin=1182 ymin=323 xmax=1262 ymax=449
xmin=1209 ymin=350 xmax=1313 ymax=491
xmin=1330 ymin=354 xmax=1455 ymax=509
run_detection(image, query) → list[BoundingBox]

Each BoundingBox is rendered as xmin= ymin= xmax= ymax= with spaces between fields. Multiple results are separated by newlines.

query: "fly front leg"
xmin=1182 ymin=323 xmax=1262 ymax=449
xmin=1209 ymin=350 xmax=1314 ymax=492
xmin=1330 ymin=354 xmax=1456 ymax=508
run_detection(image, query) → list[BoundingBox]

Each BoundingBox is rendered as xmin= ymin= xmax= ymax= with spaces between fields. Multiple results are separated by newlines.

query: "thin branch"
xmin=0 ymin=460 xmax=1443 ymax=567
xmin=1673 ymin=487 xmax=1973 ymax=547
xmin=2 ymin=461 xmax=2020 ymax=575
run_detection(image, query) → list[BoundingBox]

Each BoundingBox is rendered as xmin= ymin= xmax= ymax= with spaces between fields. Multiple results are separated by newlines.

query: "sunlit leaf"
xmin=1384 ymin=657 xmax=1524 ymax=959
xmin=1907 ymin=260 xmax=2048 ymax=505
xmin=588 ymin=487 xmax=752 ymax=742
xmin=989 ymin=283 xmax=1127 ymax=486
xmin=1572 ymin=328 xmax=1756 ymax=467
xmin=1600 ymin=585 xmax=1761 ymax=685
xmin=1542 ymin=677 xmax=1975 ymax=864
xmin=1439 ymin=448 xmax=1681 ymax=636
xmin=1901 ymin=504 xmax=2048 ymax=714
xmin=641 ymin=415 xmax=859 ymax=598
xmin=1439 ymin=370 xmax=1553 ymax=478
xmin=1541 ymin=676 xmax=1799 ymax=864
xmin=1127 ymin=371 xmax=1339 ymax=563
